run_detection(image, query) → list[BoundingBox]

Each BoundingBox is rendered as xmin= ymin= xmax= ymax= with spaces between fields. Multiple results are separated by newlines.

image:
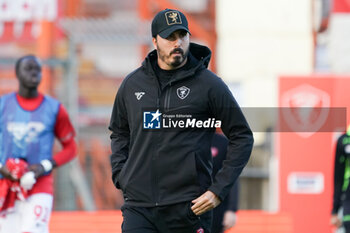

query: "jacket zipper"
xmin=164 ymin=83 xmax=172 ymax=112
xmin=153 ymin=83 xmax=172 ymax=205
xmin=152 ymin=144 xmax=159 ymax=206
xmin=150 ymin=72 xmax=161 ymax=206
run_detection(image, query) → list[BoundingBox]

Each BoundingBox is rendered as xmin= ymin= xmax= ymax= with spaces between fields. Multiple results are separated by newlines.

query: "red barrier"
xmin=279 ymin=76 xmax=350 ymax=233
xmin=50 ymin=210 xmax=293 ymax=233
xmin=228 ymin=211 xmax=293 ymax=233
xmin=50 ymin=211 xmax=123 ymax=233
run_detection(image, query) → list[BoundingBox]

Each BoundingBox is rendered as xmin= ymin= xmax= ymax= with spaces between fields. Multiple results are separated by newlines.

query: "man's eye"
xmin=167 ymin=35 xmax=176 ymax=40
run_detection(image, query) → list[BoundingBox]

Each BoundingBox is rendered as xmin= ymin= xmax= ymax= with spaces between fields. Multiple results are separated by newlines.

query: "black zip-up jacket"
xmin=332 ymin=132 xmax=350 ymax=214
xmin=109 ymin=43 xmax=254 ymax=207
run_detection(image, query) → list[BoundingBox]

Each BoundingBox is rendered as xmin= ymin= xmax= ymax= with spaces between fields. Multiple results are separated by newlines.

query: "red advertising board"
xmin=332 ymin=0 xmax=350 ymax=13
xmin=0 ymin=0 xmax=62 ymax=43
xmin=279 ymin=76 xmax=350 ymax=233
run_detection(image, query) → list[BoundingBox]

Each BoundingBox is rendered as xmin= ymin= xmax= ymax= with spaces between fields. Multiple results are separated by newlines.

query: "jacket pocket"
xmin=158 ymin=151 xmax=199 ymax=197
xmin=187 ymin=202 xmax=199 ymax=220
xmin=117 ymin=165 xmax=127 ymax=191
xmin=179 ymin=151 xmax=198 ymax=189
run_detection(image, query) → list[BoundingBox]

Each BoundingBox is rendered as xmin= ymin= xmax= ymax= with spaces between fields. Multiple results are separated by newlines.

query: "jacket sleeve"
xmin=207 ymin=78 xmax=254 ymax=201
xmin=109 ymin=82 xmax=130 ymax=189
xmin=332 ymin=135 xmax=346 ymax=214
xmin=0 ymin=98 xmax=3 ymax=165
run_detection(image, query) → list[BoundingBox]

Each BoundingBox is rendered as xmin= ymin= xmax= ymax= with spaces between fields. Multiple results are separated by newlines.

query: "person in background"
xmin=211 ymin=132 xmax=239 ymax=233
xmin=109 ymin=8 xmax=253 ymax=233
xmin=331 ymin=125 xmax=350 ymax=233
xmin=0 ymin=55 xmax=77 ymax=233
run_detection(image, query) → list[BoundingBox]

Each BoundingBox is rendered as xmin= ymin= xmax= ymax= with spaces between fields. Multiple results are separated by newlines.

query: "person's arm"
xmin=208 ymin=78 xmax=253 ymax=201
xmin=53 ymin=105 xmax=77 ymax=166
xmin=192 ymin=78 xmax=253 ymax=215
xmin=109 ymin=82 xmax=130 ymax=189
xmin=331 ymin=135 xmax=346 ymax=228
xmin=31 ymin=105 xmax=76 ymax=176
xmin=0 ymin=98 xmax=15 ymax=180
xmin=0 ymin=112 xmax=17 ymax=181
xmin=0 ymin=98 xmax=24 ymax=181
xmin=0 ymin=164 xmax=17 ymax=181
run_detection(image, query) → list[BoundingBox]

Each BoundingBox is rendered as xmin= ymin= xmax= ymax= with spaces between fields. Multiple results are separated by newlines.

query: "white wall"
xmin=216 ymin=0 xmax=314 ymax=211
xmin=329 ymin=14 xmax=350 ymax=73
xmin=216 ymin=0 xmax=314 ymax=107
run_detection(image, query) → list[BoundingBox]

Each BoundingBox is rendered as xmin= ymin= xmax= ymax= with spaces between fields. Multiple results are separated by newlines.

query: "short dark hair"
xmin=15 ymin=55 xmax=37 ymax=77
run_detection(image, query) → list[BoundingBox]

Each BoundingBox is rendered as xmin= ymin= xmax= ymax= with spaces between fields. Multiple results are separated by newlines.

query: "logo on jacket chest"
xmin=135 ymin=92 xmax=145 ymax=100
xmin=177 ymin=86 xmax=190 ymax=100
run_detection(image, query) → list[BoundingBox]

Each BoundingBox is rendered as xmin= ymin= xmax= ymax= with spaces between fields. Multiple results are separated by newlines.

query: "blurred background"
xmin=1 ymin=0 xmax=350 ymax=232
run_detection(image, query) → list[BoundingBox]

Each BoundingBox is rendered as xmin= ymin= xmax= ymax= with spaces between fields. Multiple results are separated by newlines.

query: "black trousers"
xmin=211 ymin=202 xmax=225 ymax=233
xmin=343 ymin=200 xmax=350 ymax=233
xmin=121 ymin=202 xmax=212 ymax=233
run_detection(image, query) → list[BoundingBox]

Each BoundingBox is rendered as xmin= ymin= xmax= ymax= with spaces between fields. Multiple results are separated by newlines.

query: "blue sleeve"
xmin=0 ymin=97 xmax=4 ymax=165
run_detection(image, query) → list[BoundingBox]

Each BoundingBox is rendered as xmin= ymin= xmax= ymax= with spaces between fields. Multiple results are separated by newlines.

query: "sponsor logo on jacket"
xmin=143 ymin=110 xmax=221 ymax=129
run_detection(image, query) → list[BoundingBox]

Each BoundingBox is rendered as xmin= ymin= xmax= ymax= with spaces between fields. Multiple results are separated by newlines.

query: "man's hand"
xmin=222 ymin=210 xmax=237 ymax=231
xmin=330 ymin=214 xmax=342 ymax=228
xmin=0 ymin=165 xmax=18 ymax=181
xmin=28 ymin=163 xmax=45 ymax=178
xmin=191 ymin=191 xmax=221 ymax=215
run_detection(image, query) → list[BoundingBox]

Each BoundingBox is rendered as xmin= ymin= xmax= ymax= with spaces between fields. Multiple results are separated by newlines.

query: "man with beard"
xmin=109 ymin=9 xmax=253 ymax=233
xmin=0 ymin=55 xmax=77 ymax=233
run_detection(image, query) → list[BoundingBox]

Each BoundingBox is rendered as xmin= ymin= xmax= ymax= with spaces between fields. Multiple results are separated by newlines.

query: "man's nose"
xmin=31 ymin=70 xmax=41 ymax=77
xmin=174 ymin=37 xmax=182 ymax=47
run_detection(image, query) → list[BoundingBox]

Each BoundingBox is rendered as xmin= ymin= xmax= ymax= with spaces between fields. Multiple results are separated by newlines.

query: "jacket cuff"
xmin=208 ymin=186 xmax=224 ymax=202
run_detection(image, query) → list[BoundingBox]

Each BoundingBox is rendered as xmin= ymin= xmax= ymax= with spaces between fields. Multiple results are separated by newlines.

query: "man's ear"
xmin=152 ymin=37 xmax=157 ymax=50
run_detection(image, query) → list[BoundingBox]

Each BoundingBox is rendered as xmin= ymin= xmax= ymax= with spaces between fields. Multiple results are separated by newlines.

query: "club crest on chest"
xmin=177 ymin=86 xmax=190 ymax=100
